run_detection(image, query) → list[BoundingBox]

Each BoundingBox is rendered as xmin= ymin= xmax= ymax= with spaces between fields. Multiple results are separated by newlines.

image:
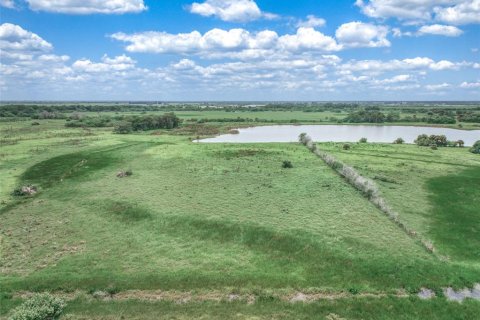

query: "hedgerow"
xmin=299 ymin=133 xmax=436 ymax=254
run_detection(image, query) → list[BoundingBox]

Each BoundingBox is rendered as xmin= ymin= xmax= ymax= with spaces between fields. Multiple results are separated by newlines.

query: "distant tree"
xmin=128 ymin=113 xmax=181 ymax=131
xmin=430 ymin=135 xmax=448 ymax=147
xmin=386 ymin=111 xmax=400 ymax=122
xmin=470 ymin=141 xmax=480 ymax=154
xmin=415 ymin=134 xmax=430 ymax=146
xmin=114 ymin=121 xmax=133 ymax=134
xmin=343 ymin=109 xmax=386 ymax=123
xmin=415 ymin=134 xmax=448 ymax=147
xmin=359 ymin=137 xmax=368 ymax=143
xmin=393 ymin=137 xmax=404 ymax=144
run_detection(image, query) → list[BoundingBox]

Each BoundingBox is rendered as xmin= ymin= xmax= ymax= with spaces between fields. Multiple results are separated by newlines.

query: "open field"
xmin=1 ymin=113 xmax=479 ymax=319
xmin=3 ymin=0 xmax=480 ymax=315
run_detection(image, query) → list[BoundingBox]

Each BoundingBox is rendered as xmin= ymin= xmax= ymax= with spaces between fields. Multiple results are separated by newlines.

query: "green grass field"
xmin=1 ymin=117 xmax=479 ymax=319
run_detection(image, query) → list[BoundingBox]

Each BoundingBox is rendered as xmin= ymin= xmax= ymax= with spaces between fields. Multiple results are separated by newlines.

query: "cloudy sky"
xmin=1 ymin=0 xmax=479 ymax=101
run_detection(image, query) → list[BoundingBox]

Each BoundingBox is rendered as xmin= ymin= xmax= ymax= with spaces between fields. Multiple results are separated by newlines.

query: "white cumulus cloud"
xmin=460 ymin=81 xmax=480 ymax=88
xmin=0 ymin=0 xmax=15 ymax=8
xmin=0 ymin=23 xmax=53 ymax=52
xmin=296 ymin=15 xmax=327 ymax=28
xmin=26 ymin=0 xmax=147 ymax=14
xmin=425 ymin=83 xmax=450 ymax=90
xmin=356 ymin=0 xmax=480 ymax=25
xmin=339 ymin=57 xmax=467 ymax=75
xmin=188 ymin=0 xmax=276 ymax=22
xmin=72 ymin=54 xmax=136 ymax=72
xmin=417 ymin=24 xmax=464 ymax=36
xmin=278 ymin=27 xmax=341 ymax=52
xmin=434 ymin=0 xmax=480 ymax=25
xmin=111 ymin=27 xmax=343 ymax=57
xmin=335 ymin=21 xmax=390 ymax=48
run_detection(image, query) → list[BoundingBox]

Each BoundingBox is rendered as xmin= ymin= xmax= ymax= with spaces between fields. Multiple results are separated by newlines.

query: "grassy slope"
xmin=2 ymin=139 xmax=448 ymax=290
xmin=1 ymin=119 xmax=479 ymax=318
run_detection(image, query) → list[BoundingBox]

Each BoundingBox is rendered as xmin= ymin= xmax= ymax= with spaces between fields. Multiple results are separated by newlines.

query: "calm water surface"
xmin=201 ymin=125 xmax=480 ymax=146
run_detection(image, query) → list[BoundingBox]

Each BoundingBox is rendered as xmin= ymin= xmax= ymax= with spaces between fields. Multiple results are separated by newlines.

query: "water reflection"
xmin=200 ymin=125 xmax=480 ymax=146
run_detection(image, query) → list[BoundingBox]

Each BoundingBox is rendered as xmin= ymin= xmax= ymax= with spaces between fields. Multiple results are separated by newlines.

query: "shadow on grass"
xmin=20 ymin=143 xmax=138 ymax=188
xmin=108 ymin=201 xmax=152 ymax=222
xmin=0 ymin=142 xmax=166 ymax=215
xmin=5 ymin=209 xmax=479 ymax=293
xmin=427 ymin=166 xmax=480 ymax=261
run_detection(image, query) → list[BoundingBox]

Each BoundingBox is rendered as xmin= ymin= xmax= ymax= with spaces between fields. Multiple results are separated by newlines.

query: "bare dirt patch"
xmin=444 ymin=284 xmax=480 ymax=302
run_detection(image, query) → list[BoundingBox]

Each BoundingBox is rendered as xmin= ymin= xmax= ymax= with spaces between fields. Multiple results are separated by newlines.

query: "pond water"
xmin=200 ymin=125 xmax=480 ymax=146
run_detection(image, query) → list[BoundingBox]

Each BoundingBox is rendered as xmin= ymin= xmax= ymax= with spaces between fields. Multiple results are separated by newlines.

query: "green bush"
xmin=342 ymin=109 xmax=386 ymax=123
xmin=113 ymin=113 xmax=181 ymax=133
xmin=415 ymin=134 xmax=430 ymax=146
xmin=282 ymin=160 xmax=293 ymax=169
xmin=113 ymin=121 xmax=133 ymax=134
xmin=65 ymin=116 xmax=113 ymax=128
xmin=11 ymin=185 xmax=37 ymax=197
xmin=343 ymin=144 xmax=351 ymax=150
xmin=9 ymin=293 xmax=65 ymax=320
xmin=415 ymin=134 xmax=448 ymax=147
xmin=447 ymin=140 xmax=456 ymax=147
xmin=393 ymin=137 xmax=404 ymax=144
xmin=426 ymin=115 xmax=456 ymax=124
xmin=348 ymin=287 xmax=360 ymax=295
xmin=430 ymin=135 xmax=448 ymax=147
xmin=359 ymin=138 xmax=368 ymax=143
xmin=470 ymin=140 xmax=480 ymax=154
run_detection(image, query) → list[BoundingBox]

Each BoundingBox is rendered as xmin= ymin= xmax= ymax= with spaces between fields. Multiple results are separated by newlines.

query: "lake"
xmin=200 ymin=125 xmax=480 ymax=146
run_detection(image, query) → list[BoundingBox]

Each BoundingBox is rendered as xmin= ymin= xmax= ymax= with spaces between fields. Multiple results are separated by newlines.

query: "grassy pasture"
xmin=322 ymin=143 xmax=480 ymax=266
xmin=0 ymin=117 xmax=479 ymax=318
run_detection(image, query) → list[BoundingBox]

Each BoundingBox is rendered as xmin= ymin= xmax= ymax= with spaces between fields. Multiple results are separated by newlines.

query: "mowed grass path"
xmin=21 ymin=297 xmax=480 ymax=320
xmin=1 ymin=134 xmax=479 ymax=294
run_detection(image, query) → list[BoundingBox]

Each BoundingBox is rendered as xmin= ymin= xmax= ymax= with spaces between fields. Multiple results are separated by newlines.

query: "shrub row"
xmin=114 ymin=113 xmax=181 ymax=134
xmin=342 ymin=109 xmax=458 ymax=124
xmin=299 ymin=133 xmax=435 ymax=253
xmin=414 ymin=134 xmax=465 ymax=148
xmin=65 ymin=116 xmax=114 ymax=128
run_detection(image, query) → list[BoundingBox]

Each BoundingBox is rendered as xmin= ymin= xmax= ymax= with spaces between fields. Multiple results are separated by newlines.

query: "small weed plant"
xmin=9 ymin=293 xmax=65 ymax=320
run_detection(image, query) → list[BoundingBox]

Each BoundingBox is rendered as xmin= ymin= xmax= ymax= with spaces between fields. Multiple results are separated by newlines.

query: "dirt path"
xmin=13 ymin=285 xmax=480 ymax=304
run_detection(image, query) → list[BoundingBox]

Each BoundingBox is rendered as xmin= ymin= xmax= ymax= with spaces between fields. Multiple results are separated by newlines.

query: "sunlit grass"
xmin=1 ymin=117 xmax=479 ymax=318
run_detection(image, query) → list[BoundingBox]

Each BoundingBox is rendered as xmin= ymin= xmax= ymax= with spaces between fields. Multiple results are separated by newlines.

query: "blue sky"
xmin=1 ymin=0 xmax=479 ymax=101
